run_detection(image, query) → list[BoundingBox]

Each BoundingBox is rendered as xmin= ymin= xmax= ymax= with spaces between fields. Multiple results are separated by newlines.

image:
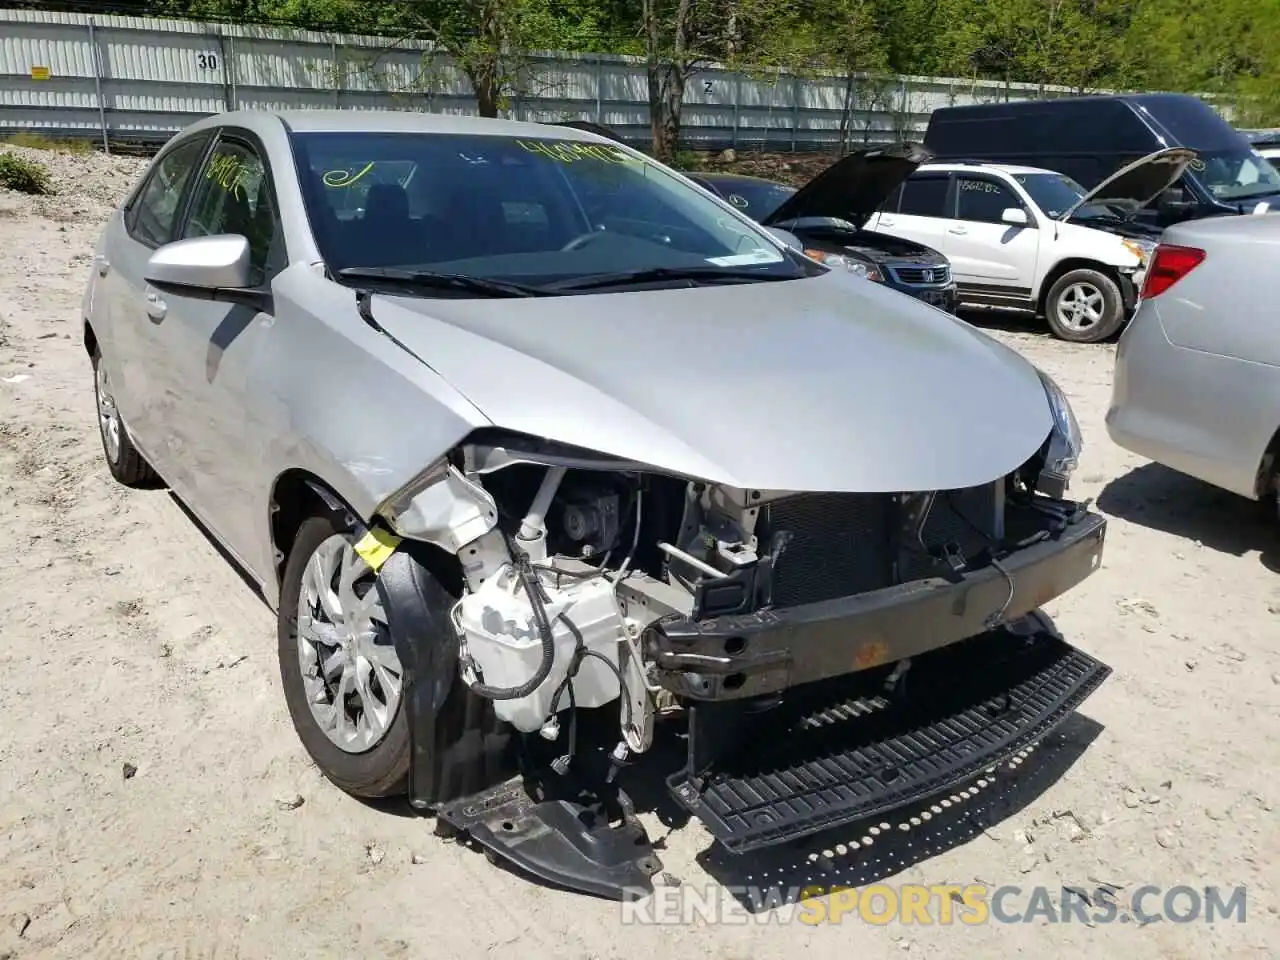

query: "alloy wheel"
xmin=295 ymin=533 xmax=404 ymax=753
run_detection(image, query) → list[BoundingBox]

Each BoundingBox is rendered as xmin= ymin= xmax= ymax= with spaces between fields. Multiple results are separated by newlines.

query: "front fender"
xmin=249 ymin=266 xmax=492 ymax=597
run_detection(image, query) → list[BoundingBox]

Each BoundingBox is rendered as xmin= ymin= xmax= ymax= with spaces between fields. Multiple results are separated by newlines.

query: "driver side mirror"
xmin=144 ymin=234 xmax=267 ymax=309
xmin=1001 ymin=207 xmax=1029 ymax=226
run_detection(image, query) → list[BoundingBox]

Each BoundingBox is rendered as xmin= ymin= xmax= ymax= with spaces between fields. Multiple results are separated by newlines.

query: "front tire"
xmin=1044 ymin=268 xmax=1126 ymax=343
xmin=91 ymin=345 xmax=157 ymax=486
xmin=278 ymin=514 xmax=411 ymax=799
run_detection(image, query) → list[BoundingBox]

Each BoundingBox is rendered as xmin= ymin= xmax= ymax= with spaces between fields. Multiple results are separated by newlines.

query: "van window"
xmin=899 ymin=175 xmax=950 ymax=217
xmin=1039 ymin=100 xmax=1155 ymax=153
xmin=1129 ymin=95 xmax=1241 ymax=151
xmin=926 ymin=98 xmax=1156 ymax=161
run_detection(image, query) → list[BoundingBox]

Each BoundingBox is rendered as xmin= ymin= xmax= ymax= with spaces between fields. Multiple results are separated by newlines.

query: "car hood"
xmin=764 ymin=142 xmax=933 ymax=230
xmin=363 ymin=271 xmax=1054 ymax=493
xmin=1061 ymin=147 xmax=1197 ymax=222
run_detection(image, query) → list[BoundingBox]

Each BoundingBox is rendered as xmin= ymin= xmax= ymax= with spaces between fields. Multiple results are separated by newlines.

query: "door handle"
xmin=879 ymin=217 xmax=896 ymax=226
xmin=94 ymin=255 xmax=110 ymax=276
xmin=947 ymin=226 xmax=968 ymax=235
xmin=145 ymin=289 xmax=167 ymax=322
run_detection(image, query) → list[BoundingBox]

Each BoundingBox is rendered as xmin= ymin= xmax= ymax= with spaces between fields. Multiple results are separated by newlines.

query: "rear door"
xmin=100 ymin=131 xmax=213 ymax=473
xmin=869 ymin=171 xmax=952 ymax=251
xmin=947 ymin=172 xmax=1040 ymax=307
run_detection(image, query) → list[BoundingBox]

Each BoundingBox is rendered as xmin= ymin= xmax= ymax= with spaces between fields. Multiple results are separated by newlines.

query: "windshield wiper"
xmin=335 ymin=266 xmax=547 ymax=298
xmin=543 ymin=265 xmax=801 ymax=293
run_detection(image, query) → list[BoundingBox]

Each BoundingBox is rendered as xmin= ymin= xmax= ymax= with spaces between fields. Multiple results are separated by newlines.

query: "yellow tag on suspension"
xmin=353 ymin=526 xmax=402 ymax=572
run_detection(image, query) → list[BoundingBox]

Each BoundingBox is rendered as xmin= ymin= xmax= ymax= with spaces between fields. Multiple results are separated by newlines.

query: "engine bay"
xmin=363 ymin=430 xmax=1109 ymax=898
xmin=394 ymin=431 xmax=1084 ymax=759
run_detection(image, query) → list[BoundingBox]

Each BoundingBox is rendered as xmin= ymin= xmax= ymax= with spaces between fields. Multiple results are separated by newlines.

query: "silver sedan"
xmin=82 ymin=108 xmax=1106 ymax=897
xmin=1106 ymin=211 xmax=1280 ymax=518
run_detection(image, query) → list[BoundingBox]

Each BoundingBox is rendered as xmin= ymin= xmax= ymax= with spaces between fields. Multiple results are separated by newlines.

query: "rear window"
xmin=898 ymin=175 xmax=950 ymax=217
xmin=926 ymin=99 xmax=1158 ymax=160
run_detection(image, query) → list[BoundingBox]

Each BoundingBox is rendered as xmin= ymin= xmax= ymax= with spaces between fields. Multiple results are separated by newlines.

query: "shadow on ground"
xmin=161 ymin=479 xmax=1114 ymax=897
xmin=958 ymin=307 xmax=1125 ymax=345
xmin=682 ymin=713 xmax=1103 ymax=911
xmin=444 ymin=711 xmax=1102 ymax=906
xmin=1097 ymin=462 xmax=1280 ymax=573
xmin=166 ymin=490 xmax=271 ymax=601
xmin=958 ymin=307 xmax=1050 ymax=338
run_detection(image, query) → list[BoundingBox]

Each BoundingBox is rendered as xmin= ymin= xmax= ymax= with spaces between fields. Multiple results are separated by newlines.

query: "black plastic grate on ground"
xmin=667 ymin=631 xmax=1110 ymax=853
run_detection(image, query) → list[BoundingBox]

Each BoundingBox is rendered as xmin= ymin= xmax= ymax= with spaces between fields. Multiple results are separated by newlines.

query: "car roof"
xmin=917 ymin=161 xmax=1055 ymax=177
xmin=181 ymin=108 xmax=613 ymax=143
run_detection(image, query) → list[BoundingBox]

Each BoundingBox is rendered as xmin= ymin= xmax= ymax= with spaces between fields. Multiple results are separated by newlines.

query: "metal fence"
xmin=0 ymin=7 xmax=1195 ymax=153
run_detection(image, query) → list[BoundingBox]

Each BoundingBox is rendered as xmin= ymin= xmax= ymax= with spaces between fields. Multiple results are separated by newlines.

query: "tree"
xmin=641 ymin=0 xmax=704 ymax=161
xmin=159 ymin=0 xmax=602 ymax=117
xmin=54 ymin=0 xmax=1280 ymax=129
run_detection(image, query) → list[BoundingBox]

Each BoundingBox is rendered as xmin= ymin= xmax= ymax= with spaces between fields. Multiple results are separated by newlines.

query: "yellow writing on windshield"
xmin=516 ymin=140 xmax=631 ymax=164
xmin=323 ymin=161 xmax=376 ymax=188
xmin=207 ymin=151 xmax=252 ymax=201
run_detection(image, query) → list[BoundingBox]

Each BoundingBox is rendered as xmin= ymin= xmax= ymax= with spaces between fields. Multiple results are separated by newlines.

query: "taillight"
xmin=1141 ymin=244 xmax=1205 ymax=299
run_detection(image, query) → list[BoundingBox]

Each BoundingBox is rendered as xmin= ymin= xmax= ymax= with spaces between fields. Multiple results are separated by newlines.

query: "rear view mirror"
xmin=1001 ymin=207 xmax=1029 ymax=226
xmin=144 ymin=234 xmax=265 ymax=308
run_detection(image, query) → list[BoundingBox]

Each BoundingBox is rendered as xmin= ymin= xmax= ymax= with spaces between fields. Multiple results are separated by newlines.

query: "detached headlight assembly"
xmin=804 ymin=249 xmax=884 ymax=282
xmin=1036 ymin=369 xmax=1083 ymax=498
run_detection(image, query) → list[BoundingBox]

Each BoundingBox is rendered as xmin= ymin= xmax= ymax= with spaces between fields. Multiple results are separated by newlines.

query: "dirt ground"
xmin=1 ymin=144 xmax=1278 ymax=960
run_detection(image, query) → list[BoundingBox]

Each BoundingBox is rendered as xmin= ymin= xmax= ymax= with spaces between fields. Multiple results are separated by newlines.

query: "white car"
xmin=866 ymin=148 xmax=1195 ymax=342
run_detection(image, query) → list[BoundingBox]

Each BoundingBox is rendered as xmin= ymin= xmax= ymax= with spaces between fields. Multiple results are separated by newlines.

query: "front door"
xmin=153 ymin=130 xmax=288 ymax=567
xmin=947 ymin=173 xmax=1040 ymax=308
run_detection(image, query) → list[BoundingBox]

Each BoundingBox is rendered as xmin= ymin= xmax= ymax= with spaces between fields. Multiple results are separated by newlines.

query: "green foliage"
xmin=132 ymin=0 xmax=1280 ymax=125
xmin=3 ymin=133 xmax=93 ymax=154
xmin=0 ymin=152 xmax=54 ymax=196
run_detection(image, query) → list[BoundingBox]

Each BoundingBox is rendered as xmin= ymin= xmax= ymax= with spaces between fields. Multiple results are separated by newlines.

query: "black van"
xmin=923 ymin=93 xmax=1280 ymax=225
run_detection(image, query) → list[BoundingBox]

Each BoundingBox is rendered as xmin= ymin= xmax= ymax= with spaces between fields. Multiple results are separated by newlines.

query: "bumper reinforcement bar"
xmin=649 ymin=511 xmax=1106 ymax=702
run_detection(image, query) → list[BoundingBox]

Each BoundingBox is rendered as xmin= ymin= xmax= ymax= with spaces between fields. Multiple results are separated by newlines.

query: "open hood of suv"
xmin=763 ymin=142 xmax=933 ymax=230
xmin=1059 ymin=147 xmax=1197 ymax=222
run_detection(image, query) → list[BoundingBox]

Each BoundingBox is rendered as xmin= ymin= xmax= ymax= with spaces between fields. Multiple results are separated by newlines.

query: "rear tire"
xmin=1044 ymin=268 xmax=1126 ymax=343
xmin=91 ymin=345 xmax=158 ymax=486
xmin=278 ymin=514 xmax=411 ymax=799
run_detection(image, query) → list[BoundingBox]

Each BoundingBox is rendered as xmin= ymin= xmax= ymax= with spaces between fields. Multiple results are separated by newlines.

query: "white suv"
xmin=866 ymin=148 xmax=1195 ymax=342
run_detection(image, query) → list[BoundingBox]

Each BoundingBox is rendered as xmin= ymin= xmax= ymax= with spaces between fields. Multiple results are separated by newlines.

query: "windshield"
xmin=706 ymin=179 xmax=798 ymax=221
xmin=290 ymin=131 xmax=801 ymax=293
xmin=1188 ymin=148 xmax=1280 ymax=201
xmin=1013 ymin=172 xmax=1119 ymax=220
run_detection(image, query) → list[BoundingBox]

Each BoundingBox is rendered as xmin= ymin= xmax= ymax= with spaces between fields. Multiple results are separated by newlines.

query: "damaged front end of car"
xmin=364 ymin=379 xmax=1108 ymax=900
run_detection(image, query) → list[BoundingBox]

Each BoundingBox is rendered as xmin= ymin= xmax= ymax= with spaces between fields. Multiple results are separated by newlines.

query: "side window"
xmin=181 ymin=138 xmax=282 ymax=283
xmin=898 ymin=175 xmax=951 ymax=217
xmin=956 ymin=176 xmax=1021 ymax=224
xmin=127 ymin=137 xmax=209 ymax=247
